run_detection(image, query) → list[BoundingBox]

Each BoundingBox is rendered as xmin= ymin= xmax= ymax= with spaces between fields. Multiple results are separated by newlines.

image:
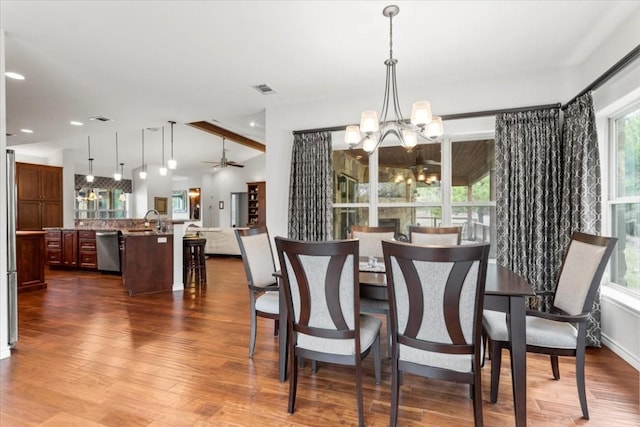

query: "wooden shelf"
xmin=247 ymin=181 xmax=266 ymax=227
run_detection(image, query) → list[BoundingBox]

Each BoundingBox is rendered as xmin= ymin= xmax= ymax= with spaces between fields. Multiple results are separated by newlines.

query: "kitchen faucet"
xmin=144 ymin=209 xmax=161 ymax=231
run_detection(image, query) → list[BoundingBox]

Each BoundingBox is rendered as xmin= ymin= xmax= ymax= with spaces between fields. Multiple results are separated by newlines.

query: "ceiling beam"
xmin=187 ymin=121 xmax=266 ymax=152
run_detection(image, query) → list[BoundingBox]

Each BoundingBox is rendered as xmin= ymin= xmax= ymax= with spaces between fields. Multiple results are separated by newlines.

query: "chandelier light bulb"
xmin=86 ymin=174 xmax=94 ymax=183
xmin=114 ymin=172 xmax=122 ymax=181
xmin=411 ymin=101 xmax=432 ymax=127
xmin=345 ymin=125 xmax=362 ymax=147
xmin=425 ymin=117 xmax=444 ymax=139
xmin=401 ymin=130 xmax=418 ymax=149
xmin=363 ymin=135 xmax=377 ymax=153
xmin=159 ymin=166 xmax=168 ymax=176
xmin=359 ymin=111 xmax=379 ymax=134
xmin=167 ymin=158 xmax=177 ymax=170
xmin=139 ymin=170 xmax=147 ymax=180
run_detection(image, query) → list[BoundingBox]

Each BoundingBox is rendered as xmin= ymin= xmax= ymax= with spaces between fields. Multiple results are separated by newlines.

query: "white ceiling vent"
xmin=89 ymin=116 xmax=114 ymax=122
xmin=252 ymin=84 xmax=277 ymax=95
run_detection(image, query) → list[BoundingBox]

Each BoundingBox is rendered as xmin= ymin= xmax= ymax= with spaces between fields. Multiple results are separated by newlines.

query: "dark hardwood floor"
xmin=1 ymin=257 xmax=638 ymax=426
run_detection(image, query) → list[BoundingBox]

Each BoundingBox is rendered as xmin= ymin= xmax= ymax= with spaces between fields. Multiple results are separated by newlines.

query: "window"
xmin=609 ymin=104 xmax=640 ymax=294
xmin=75 ymin=188 xmax=128 ymax=219
xmin=333 ymin=136 xmax=496 ymax=256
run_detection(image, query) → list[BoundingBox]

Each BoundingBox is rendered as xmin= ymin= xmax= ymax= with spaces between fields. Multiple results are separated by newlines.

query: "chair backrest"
xmin=408 ymin=225 xmax=462 ymax=245
xmin=552 ymin=231 xmax=617 ymax=316
xmin=382 ymin=240 xmax=490 ymax=371
xmin=349 ymin=225 xmax=396 ymax=258
xmin=275 ymin=237 xmax=361 ymax=349
xmin=235 ymin=227 xmax=277 ymax=288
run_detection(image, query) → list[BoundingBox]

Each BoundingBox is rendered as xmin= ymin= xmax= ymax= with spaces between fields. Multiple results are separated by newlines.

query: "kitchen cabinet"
xmin=61 ymin=230 xmax=78 ymax=267
xmin=78 ymin=230 xmax=97 ymax=269
xmin=16 ymin=231 xmax=47 ymax=292
xmin=45 ymin=229 xmax=79 ymax=268
xmin=16 ymin=162 xmax=63 ymax=230
xmin=122 ymin=233 xmax=173 ymax=296
xmin=45 ymin=229 xmax=62 ymax=266
xmin=247 ymin=181 xmax=266 ymax=227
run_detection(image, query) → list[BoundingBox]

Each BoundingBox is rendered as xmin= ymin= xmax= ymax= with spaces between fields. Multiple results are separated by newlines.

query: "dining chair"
xmin=408 ymin=225 xmax=462 ymax=245
xmin=483 ymin=231 xmax=617 ymax=419
xmin=382 ymin=240 xmax=490 ymax=427
xmin=234 ymin=227 xmax=280 ymax=359
xmin=274 ymin=237 xmax=382 ymax=427
xmin=349 ymin=225 xmax=396 ymax=357
xmin=349 ymin=225 xmax=396 ymax=258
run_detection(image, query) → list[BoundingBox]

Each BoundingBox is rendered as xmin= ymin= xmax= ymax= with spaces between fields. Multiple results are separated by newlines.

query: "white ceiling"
xmin=2 ymin=1 xmax=638 ymax=177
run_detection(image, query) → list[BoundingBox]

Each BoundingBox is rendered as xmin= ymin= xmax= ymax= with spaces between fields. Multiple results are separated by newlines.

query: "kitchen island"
xmin=121 ymin=230 xmax=174 ymax=296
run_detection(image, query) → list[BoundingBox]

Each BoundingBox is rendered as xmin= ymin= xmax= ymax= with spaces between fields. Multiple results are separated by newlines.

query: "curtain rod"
xmin=292 ymin=44 xmax=640 ymax=135
xmin=291 ymin=103 xmax=561 ymax=135
xmin=562 ymin=43 xmax=640 ymax=109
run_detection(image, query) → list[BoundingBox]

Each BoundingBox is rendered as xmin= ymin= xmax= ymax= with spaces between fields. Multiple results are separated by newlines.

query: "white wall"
xmin=204 ymin=153 xmax=266 ymax=228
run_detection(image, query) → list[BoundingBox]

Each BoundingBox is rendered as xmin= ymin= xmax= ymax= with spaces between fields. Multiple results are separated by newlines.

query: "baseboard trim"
xmin=602 ymin=335 xmax=640 ymax=371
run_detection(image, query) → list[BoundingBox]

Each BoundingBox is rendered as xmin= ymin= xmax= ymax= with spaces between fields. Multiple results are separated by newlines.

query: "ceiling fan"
xmin=202 ymin=138 xmax=245 ymax=168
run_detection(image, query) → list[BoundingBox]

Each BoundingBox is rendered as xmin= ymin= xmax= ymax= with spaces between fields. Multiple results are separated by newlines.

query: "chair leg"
xmin=576 ymin=349 xmax=589 ymax=419
xmin=249 ymin=308 xmax=257 ymax=359
xmin=274 ymin=319 xmax=279 ymax=337
xmin=311 ymin=360 xmax=318 ymax=373
xmin=472 ymin=370 xmax=484 ymax=427
xmin=490 ymin=339 xmax=503 ymax=403
xmin=373 ymin=333 xmax=381 ymax=384
xmin=288 ymin=353 xmax=298 ymax=414
xmin=390 ymin=358 xmax=400 ymax=427
xmin=385 ymin=311 xmax=392 ymax=358
xmin=355 ymin=359 xmax=365 ymax=427
xmin=550 ymin=355 xmax=560 ymax=380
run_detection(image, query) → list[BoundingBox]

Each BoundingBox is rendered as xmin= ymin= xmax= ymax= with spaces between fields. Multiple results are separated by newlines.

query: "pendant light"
xmin=159 ymin=126 xmax=168 ymax=176
xmin=86 ymin=136 xmax=94 ymax=183
xmin=139 ymin=129 xmax=147 ymax=179
xmin=114 ymin=132 xmax=122 ymax=181
xmin=346 ymin=5 xmax=443 ymax=154
xmin=167 ymin=120 xmax=177 ymax=170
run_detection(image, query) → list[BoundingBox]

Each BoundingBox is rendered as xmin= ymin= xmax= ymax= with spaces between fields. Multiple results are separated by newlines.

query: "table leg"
xmin=508 ymin=295 xmax=527 ymax=427
xmin=278 ymin=281 xmax=288 ymax=382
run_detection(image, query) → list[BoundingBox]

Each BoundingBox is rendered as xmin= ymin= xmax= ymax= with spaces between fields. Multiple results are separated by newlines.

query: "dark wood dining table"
xmin=276 ymin=262 xmax=534 ymax=427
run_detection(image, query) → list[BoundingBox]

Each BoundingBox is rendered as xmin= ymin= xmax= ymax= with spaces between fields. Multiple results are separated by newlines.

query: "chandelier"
xmin=345 ymin=4 xmax=443 ymax=154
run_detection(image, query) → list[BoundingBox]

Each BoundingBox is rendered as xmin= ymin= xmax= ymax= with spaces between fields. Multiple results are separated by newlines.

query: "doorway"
xmin=230 ymin=192 xmax=248 ymax=228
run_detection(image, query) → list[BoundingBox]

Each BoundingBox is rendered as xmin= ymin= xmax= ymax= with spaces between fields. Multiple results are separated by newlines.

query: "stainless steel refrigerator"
xmin=6 ymin=149 xmax=18 ymax=347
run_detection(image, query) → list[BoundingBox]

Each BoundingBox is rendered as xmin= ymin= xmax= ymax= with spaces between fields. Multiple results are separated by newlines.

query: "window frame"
xmin=606 ymin=100 xmax=640 ymax=296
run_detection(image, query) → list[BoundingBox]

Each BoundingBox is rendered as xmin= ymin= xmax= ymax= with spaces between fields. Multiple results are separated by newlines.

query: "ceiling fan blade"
xmin=227 ymin=161 xmax=245 ymax=168
xmin=202 ymin=160 xmax=221 ymax=165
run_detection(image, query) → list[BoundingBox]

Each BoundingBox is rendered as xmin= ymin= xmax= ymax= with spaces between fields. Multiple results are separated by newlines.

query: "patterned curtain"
xmin=287 ymin=131 xmax=333 ymax=241
xmin=495 ymin=108 xmax=563 ymax=298
xmin=560 ymin=92 xmax=602 ymax=346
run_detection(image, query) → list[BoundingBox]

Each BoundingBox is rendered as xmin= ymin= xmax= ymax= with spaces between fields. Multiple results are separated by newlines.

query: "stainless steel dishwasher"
xmin=96 ymin=230 xmax=122 ymax=272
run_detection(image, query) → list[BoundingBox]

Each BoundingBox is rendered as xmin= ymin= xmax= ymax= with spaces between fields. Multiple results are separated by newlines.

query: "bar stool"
xmin=183 ymin=237 xmax=207 ymax=286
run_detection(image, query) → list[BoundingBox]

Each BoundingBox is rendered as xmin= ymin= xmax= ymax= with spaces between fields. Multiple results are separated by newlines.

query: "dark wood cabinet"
xmin=45 ymin=229 xmax=83 ymax=268
xmin=122 ymin=234 xmax=173 ymax=296
xmin=78 ymin=230 xmax=97 ymax=269
xmin=16 ymin=162 xmax=63 ymax=230
xmin=45 ymin=229 xmax=62 ymax=266
xmin=16 ymin=231 xmax=47 ymax=292
xmin=61 ymin=230 xmax=78 ymax=267
xmin=247 ymin=181 xmax=266 ymax=227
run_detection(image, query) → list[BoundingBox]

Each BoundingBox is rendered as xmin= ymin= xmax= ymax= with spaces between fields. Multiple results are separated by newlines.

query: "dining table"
xmin=276 ymin=261 xmax=534 ymax=427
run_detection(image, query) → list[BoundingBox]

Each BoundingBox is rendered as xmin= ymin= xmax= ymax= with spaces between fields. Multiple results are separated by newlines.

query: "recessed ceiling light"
xmin=250 ymin=121 xmax=256 ymax=127
xmin=20 ymin=128 xmax=34 ymax=133
xmin=5 ymin=72 xmax=25 ymax=80
xmin=70 ymin=121 xmax=84 ymax=126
